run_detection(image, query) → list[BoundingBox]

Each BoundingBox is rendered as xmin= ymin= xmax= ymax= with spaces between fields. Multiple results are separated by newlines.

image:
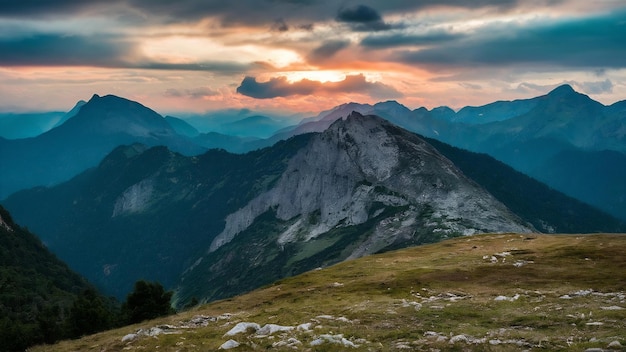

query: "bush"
xmin=122 ymin=280 xmax=174 ymax=324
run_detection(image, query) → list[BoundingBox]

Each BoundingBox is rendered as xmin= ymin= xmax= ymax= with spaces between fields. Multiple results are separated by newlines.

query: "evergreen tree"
xmin=67 ymin=288 xmax=112 ymax=337
xmin=122 ymin=280 xmax=174 ymax=324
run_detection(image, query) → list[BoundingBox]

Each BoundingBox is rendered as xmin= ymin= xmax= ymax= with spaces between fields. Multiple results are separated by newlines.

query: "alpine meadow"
xmin=0 ymin=1 xmax=625 ymax=351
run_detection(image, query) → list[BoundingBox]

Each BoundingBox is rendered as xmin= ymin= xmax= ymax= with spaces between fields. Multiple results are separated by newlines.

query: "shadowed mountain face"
xmin=5 ymin=112 xmax=622 ymax=308
xmin=0 ymin=94 xmax=205 ymax=199
xmin=0 ymin=205 xmax=96 ymax=351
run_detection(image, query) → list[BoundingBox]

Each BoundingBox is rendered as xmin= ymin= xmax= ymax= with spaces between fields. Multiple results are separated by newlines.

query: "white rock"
xmin=219 ymin=339 xmax=240 ymax=350
xmin=600 ymin=306 xmax=624 ymax=310
xmin=297 ymin=322 xmax=312 ymax=331
xmin=224 ymin=322 xmax=260 ymax=336
xmin=608 ymin=340 xmax=622 ymax=348
xmin=310 ymin=334 xmax=359 ymax=348
xmin=585 ymin=322 xmax=604 ymax=326
xmin=256 ymin=324 xmax=294 ymax=335
xmin=449 ymin=334 xmax=468 ymax=344
xmin=121 ymin=333 xmax=137 ymax=342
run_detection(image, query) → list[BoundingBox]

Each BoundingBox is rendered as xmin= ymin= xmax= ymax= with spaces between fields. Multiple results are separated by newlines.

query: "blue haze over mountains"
xmin=3 ymin=84 xmax=621 ymax=220
xmin=1 ymin=85 xmax=625 ymax=306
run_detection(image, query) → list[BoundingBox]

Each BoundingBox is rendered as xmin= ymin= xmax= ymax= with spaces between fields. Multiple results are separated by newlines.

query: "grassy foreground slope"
xmin=33 ymin=233 xmax=625 ymax=351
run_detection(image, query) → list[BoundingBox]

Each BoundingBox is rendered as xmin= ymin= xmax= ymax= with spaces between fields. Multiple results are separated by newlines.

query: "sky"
xmin=1 ymin=0 xmax=625 ymax=116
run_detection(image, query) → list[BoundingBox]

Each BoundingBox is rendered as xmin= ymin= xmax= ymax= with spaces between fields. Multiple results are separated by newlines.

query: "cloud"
xmin=336 ymin=4 xmax=392 ymax=31
xmin=0 ymin=33 xmax=134 ymax=67
xmin=164 ymin=87 xmax=220 ymax=99
xmin=271 ymin=18 xmax=289 ymax=32
xmin=237 ymin=74 xmax=402 ymax=99
xmin=511 ymin=79 xmax=613 ymax=95
xmin=394 ymin=10 xmax=626 ymax=69
xmin=307 ymin=39 xmax=351 ymax=63
xmin=336 ymin=4 xmax=382 ymax=23
xmin=0 ymin=0 xmax=573 ymax=30
xmin=574 ymin=79 xmax=614 ymax=95
xmin=360 ymin=31 xmax=465 ymax=48
xmin=0 ymin=32 xmax=254 ymax=73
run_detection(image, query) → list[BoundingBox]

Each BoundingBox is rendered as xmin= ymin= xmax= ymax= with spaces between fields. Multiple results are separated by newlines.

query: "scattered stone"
xmin=219 ymin=339 xmax=240 ymax=350
xmin=273 ymin=338 xmax=302 ymax=348
xmin=489 ymin=339 xmax=501 ymax=345
xmin=608 ymin=340 xmax=622 ymax=349
xmin=316 ymin=314 xmax=335 ymax=320
xmin=584 ymin=348 xmax=604 ymax=352
xmin=256 ymin=323 xmax=294 ymax=335
xmin=297 ymin=323 xmax=312 ymax=331
xmin=600 ymin=306 xmax=624 ymax=310
xmin=513 ymin=260 xmax=533 ymax=267
xmin=585 ymin=322 xmax=604 ymax=326
xmin=121 ymin=333 xmax=137 ymax=342
xmin=449 ymin=334 xmax=468 ymax=344
xmin=311 ymin=334 xmax=359 ymax=347
xmin=494 ymin=294 xmax=520 ymax=302
xmin=224 ymin=322 xmax=260 ymax=336
xmin=330 ymin=282 xmax=344 ymax=287
xmin=183 ymin=315 xmax=216 ymax=328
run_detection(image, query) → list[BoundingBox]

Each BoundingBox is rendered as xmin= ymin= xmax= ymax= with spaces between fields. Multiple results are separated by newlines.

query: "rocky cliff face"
xmin=211 ymin=112 xmax=531 ymax=254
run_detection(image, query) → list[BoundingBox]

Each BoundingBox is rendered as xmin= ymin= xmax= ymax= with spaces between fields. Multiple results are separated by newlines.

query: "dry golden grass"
xmin=31 ymin=233 xmax=626 ymax=351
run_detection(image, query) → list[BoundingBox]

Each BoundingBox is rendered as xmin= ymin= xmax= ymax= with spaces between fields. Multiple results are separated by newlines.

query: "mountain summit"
xmin=0 ymin=94 xmax=204 ymax=199
xmin=179 ymin=112 xmax=533 ymax=303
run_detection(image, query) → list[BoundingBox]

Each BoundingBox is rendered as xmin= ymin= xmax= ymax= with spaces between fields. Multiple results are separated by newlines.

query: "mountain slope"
xmin=4 ymin=113 xmax=622 ymax=310
xmin=0 ymin=206 xmax=96 ymax=351
xmin=0 ymin=94 xmax=205 ymax=199
xmin=425 ymin=137 xmax=625 ymax=233
xmin=3 ymin=135 xmax=312 ymax=299
xmin=176 ymin=113 xmax=534 ymax=304
xmin=32 ymin=233 xmax=626 ymax=352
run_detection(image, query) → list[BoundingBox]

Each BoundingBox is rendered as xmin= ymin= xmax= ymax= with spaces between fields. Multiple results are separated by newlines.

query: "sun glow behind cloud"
xmin=0 ymin=0 xmax=625 ymax=114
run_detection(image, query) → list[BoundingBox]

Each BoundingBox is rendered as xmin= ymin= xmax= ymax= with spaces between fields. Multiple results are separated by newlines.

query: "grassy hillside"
xmin=32 ymin=233 xmax=625 ymax=351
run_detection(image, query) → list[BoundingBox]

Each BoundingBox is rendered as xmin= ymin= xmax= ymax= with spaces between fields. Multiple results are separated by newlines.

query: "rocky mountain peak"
xmin=209 ymin=112 xmax=532 ymax=253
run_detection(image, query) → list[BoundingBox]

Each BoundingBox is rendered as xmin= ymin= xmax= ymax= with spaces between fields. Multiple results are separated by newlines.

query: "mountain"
xmin=218 ymin=115 xmax=288 ymax=138
xmin=5 ymin=112 xmax=622 ymax=309
xmin=193 ymin=132 xmax=260 ymax=153
xmin=0 ymin=94 xmax=205 ymax=199
xmin=254 ymin=85 xmax=626 ymax=221
xmin=30 ymin=233 xmax=626 ymax=352
xmin=3 ymin=135 xmax=312 ymax=299
xmin=0 ymin=206 xmax=96 ymax=350
xmin=176 ymin=113 xmax=534 ymax=303
xmin=0 ymin=101 xmax=86 ymax=140
xmin=164 ymin=115 xmax=200 ymax=138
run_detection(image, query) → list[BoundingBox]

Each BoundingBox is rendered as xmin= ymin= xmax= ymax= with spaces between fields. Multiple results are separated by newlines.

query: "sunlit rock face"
xmin=210 ymin=112 xmax=532 ymax=254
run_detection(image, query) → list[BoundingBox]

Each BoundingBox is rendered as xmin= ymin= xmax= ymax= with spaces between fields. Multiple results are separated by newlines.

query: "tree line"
xmin=0 ymin=280 xmax=175 ymax=352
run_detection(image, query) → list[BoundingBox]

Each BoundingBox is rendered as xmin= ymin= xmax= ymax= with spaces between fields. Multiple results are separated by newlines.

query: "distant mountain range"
xmin=4 ymin=113 xmax=623 ymax=308
xmin=0 ymin=94 xmax=205 ymax=199
xmin=2 ymin=85 xmax=623 ymax=220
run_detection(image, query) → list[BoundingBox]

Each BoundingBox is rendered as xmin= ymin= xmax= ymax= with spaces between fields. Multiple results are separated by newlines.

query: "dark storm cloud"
xmin=307 ymin=40 xmax=351 ymax=63
xmin=0 ymin=32 xmax=253 ymax=73
xmin=237 ymin=74 xmax=402 ymax=99
xmin=394 ymin=10 xmax=626 ymax=69
xmin=0 ymin=34 xmax=133 ymax=67
xmin=360 ymin=31 xmax=466 ymax=48
xmin=0 ymin=0 xmax=535 ymax=26
xmin=336 ymin=4 xmax=393 ymax=31
xmin=336 ymin=5 xmax=382 ymax=23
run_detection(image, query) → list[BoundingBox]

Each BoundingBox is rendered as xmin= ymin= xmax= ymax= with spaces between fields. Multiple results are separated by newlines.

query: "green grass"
xmin=32 ymin=233 xmax=626 ymax=351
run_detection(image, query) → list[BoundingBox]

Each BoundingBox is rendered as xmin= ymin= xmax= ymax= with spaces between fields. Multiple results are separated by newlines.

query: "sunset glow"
xmin=0 ymin=1 xmax=624 ymax=116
